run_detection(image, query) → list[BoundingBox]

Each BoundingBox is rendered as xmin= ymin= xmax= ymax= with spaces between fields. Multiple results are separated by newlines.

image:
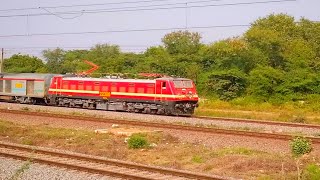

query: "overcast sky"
xmin=0 ymin=0 xmax=319 ymax=58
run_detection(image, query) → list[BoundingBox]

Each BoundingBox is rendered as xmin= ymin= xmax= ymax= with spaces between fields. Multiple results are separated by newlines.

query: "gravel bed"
xmin=0 ymin=156 xmax=121 ymax=180
xmin=0 ymin=102 xmax=320 ymax=155
xmin=1 ymin=102 xmax=319 ymax=136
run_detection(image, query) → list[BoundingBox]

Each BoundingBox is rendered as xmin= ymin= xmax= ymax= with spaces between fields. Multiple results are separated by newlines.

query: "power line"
xmin=0 ymin=0 xmax=296 ymax=18
xmin=0 ymin=24 xmax=250 ymax=38
xmin=0 ymin=0 xmax=178 ymax=12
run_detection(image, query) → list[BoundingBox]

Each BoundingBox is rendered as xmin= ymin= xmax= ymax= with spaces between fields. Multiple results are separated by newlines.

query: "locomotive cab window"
xmin=173 ymin=80 xmax=193 ymax=88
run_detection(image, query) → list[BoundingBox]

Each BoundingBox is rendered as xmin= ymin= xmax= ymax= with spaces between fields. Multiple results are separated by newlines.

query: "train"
xmin=0 ymin=73 xmax=199 ymax=116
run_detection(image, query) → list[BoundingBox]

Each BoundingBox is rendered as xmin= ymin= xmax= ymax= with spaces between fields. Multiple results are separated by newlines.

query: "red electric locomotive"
xmin=0 ymin=61 xmax=199 ymax=116
xmin=46 ymin=75 xmax=199 ymax=115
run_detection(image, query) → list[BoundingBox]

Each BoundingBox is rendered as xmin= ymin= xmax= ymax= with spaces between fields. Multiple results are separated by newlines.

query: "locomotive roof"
xmin=157 ymin=77 xmax=192 ymax=81
xmin=0 ymin=73 xmax=58 ymax=79
xmin=62 ymin=77 xmax=192 ymax=83
xmin=62 ymin=77 xmax=156 ymax=83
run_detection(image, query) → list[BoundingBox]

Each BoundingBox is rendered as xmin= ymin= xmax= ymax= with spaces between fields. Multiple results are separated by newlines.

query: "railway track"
xmin=0 ymin=141 xmax=231 ymax=180
xmin=1 ymin=109 xmax=320 ymax=144
xmin=194 ymin=115 xmax=320 ymax=129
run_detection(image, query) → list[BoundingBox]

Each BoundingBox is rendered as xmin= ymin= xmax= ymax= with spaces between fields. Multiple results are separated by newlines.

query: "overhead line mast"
xmin=0 ymin=48 xmax=3 ymax=73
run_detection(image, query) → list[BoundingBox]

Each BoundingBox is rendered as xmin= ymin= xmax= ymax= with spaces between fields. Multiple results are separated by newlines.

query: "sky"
xmin=0 ymin=0 xmax=319 ymax=58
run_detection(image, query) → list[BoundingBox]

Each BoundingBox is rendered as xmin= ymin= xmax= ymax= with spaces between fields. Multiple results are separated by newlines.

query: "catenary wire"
xmin=0 ymin=0 xmax=224 ymax=12
xmin=0 ymin=0 xmax=296 ymax=18
xmin=0 ymin=24 xmax=250 ymax=38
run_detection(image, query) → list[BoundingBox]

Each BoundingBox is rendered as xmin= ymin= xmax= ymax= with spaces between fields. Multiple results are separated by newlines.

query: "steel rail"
xmin=0 ymin=141 xmax=231 ymax=180
xmin=1 ymin=109 xmax=319 ymax=144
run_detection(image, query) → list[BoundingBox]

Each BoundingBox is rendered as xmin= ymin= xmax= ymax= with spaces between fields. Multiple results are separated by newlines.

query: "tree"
xmin=4 ymin=54 xmax=45 ymax=73
xmin=162 ymin=30 xmax=202 ymax=55
xmin=63 ymin=50 xmax=89 ymax=73
xmin=207 ymin=69 xmax=247 ymax=100
xmin=43 ymin=48 xmax=66 ymax=74
xmin=248 ymin=66 xmax=285 ymax=100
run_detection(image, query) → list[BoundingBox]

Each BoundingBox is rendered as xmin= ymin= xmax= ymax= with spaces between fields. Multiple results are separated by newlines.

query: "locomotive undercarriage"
xmin=3 ymin=95 xmax=197 ymax=116
xmin=45 ymin=96 xmax=197 ymax=116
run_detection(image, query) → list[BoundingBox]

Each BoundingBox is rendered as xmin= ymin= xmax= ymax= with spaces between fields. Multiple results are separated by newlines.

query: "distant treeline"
xmin=4 ymin=14 xmax=320 ymax=103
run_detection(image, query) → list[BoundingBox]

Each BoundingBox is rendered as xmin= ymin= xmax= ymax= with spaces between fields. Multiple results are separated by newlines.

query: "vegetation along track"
xmin=194 ymin=115 xmax=320 ymax=129
xmin=0 ymin=142 xmax=230 ymax=180
xmin=1 ymin=109 xmax=320 ymax=144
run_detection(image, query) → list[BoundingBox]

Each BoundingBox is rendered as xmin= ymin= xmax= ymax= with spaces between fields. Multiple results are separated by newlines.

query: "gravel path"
xmin=1 ymin=102 xmax=319 ymax=136
xmin=0 ymin=156 xmax=121 ymax=180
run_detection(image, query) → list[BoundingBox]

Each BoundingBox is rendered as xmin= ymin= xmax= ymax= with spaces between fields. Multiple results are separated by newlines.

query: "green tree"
xmin=4 ymin=54 xmax=45 ymax=73
xmin=248 ymin=66 xmax=285 ymax=100
xmin=162 ymin=30 xmax=202 ymax=55
xmin=43 ymin=48 xmax=66 ymax=74
xmin=63 ymin=50 xmax=89 ymax=73
xmin=207 ymin=69 xmax=247 ymax=100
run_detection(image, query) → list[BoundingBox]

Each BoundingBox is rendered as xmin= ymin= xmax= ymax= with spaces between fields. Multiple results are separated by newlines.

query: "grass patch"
xmin=195 ymin=99 xmax=320 ymax=124
xmin=211 ymin=147 xmax=262 ymax=157
xmin=191 ymin=155 xmax=204 ymax=163
xmin=128 ymin=133 xmax=149 ymax=149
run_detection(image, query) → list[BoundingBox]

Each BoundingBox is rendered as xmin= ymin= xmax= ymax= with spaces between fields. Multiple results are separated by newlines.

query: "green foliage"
xmin=4 ymin=54 xmax=45 ymax=73
xmin=43 ymin=48 xmax=66 ymax=74
xmin=302 ymin=164 xmax=320 ymax=180
xmin=162 ymin=30 xmax=201 ymax=55
xmin=4 ymin=14 xmax=320 ymax=105
xmin=207 ymin=69 xmax=247 ymax=100
xmin=290 ymin=137 xmax=312 ymax=158
xmin=128 ymin=134 xmax=149 ymax=149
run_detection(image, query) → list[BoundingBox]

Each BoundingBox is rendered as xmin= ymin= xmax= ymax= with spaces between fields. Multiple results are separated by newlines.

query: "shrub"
xmin=302 ymin=164 xmax=320 ymax=180
xmin=127 ymin=134 xmax=149 ymax=149
xmin=290 ymin=137 xmax=312 ymax=158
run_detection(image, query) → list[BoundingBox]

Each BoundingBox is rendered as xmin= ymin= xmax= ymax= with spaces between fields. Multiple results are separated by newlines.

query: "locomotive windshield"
xmin=173 ymin=80 xmax=193 ymax=88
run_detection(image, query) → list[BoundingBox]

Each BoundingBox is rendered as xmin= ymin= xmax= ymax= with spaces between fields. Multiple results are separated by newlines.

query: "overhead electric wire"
xmin=0 ymin=0 xmax=180 ymax=12
xmin=0 ymin=0 xmax=296 ymax=18
xmin=0 ymin=24 xmax=250 ymax=38
xmin=0 ymin=0 xmax=224 ymax=12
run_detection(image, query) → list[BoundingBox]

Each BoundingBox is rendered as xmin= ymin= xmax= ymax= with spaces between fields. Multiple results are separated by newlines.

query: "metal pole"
xmin=0 ymin=48 xmax=3 ymax=73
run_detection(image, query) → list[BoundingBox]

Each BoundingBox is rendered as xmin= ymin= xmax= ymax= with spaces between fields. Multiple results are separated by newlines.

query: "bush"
xmin=302 ymin=164 xmax=320 ymax=180
xmin=127 ymin=134 xmax=149 ymax=149
xmin=290 ymin=137 xmax=312 ymax=158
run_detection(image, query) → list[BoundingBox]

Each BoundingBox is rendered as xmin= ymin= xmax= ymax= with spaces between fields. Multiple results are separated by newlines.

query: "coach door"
xmin=26 ymin=80 xmax=34 ymax=96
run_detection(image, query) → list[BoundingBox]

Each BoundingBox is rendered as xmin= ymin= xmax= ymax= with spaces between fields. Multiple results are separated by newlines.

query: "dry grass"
xmin=0 ymin=120 xmax=319 ymax=179
xmin=195 ymin=100 xmax=320 ymax=124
